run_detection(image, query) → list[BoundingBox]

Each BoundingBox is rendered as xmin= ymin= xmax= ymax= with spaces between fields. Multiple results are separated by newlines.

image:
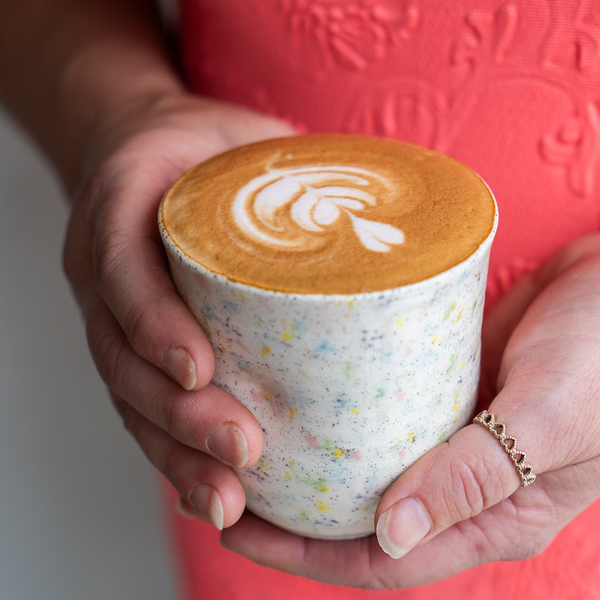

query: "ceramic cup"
xmin=159 ymin=199 xmax=498 ymax=540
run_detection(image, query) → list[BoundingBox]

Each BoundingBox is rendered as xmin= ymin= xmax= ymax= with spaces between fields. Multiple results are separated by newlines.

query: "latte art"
xmin=160 ymin=135 xmax=496 ymax=294
xmin=232 ymin=164 xmax=405 ymax=253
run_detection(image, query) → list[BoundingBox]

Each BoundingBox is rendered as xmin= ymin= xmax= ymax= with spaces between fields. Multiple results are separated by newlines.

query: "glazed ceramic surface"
xmin=159 ymin=206 xmax=497 ymax=539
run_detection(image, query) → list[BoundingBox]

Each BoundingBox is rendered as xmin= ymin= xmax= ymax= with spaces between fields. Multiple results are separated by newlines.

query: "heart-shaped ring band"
xmin=473 ymin=410 xmax=536 ymax=487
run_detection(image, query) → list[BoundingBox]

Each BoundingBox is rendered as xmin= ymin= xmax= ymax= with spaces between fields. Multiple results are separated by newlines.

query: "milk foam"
xmin=160 ymin=135 xmax=496 ymax=294
xmin=232 ymin=164 xmax=405 ymax=253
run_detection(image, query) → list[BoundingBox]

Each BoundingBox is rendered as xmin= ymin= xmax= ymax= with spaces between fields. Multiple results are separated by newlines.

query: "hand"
xmin=63 ymin=91 xmax=295 ymax=529
xmin=219 ymin=234 xmax=600 ymax=589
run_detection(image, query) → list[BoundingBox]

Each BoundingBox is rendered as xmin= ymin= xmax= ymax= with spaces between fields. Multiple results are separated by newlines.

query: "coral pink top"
xmin=169 ymin=1 xmax=600 ymax=598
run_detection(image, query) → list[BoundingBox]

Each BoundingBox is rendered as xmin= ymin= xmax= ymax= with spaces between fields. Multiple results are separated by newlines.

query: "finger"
xmin=496 ymin=254 xmax=600 ymax=391
xmin=111 ymin=394 xmax=246 ymax=529
xmin=207 ymin=99 xmax=298 ymax=144
xmin=220 ymin=504 xmax=500 ymax=589
xmin=480 ymin=233 xmax=600 ymax=404
xmin=87 ymin=107 xmax=298 ymax=392
xmin=373 ymin=356 xmax=597 ymax=563
xmin=223 ymin=456 xmax=600 ymax=588
xmin=89 ymin=159 xmax=215 ymax=391
xmin=221 ymin=508 xmax=506 ymax=589
xmin=480 ymin=273 xmax=541 ymax=405
xmin=373 ymin=419 xmax=524 ymax=560
xmin=376 ymin=284 xmax=600 ymax=563
xmin=87 ymin=291 xmax=263 ymax=468
xmin=221 ymin=511 xmax=377 ymax=587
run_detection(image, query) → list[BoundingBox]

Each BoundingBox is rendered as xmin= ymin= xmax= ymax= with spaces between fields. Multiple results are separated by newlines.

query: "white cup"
xmin=159 ymin=194 xmax=497 ymax=539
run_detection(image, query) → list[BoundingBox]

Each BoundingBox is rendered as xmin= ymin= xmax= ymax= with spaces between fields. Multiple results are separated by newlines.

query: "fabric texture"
xmin=170 ymin=0 xmax=600 ymax=597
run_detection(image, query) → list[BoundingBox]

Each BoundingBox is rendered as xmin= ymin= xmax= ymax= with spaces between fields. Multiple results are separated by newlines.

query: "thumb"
xmin=374 ymin=402 xmax=540 ymax=559
xmin=210 ymin=99 xmax=299 ymax=147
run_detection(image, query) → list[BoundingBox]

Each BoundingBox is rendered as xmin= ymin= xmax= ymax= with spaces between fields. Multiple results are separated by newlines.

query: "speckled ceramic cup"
xmin=159 ymin=200 xmax=498 ymax=540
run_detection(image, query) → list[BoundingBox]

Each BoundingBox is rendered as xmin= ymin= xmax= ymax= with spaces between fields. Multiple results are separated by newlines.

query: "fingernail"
xmin=206 ymin=423 xmax=249 ymax=468
xmin=174 ymin=497 xmax=202 ymax=519
xmin=164 ymin=347 xmax=196 ymax=390
xmin=174 ymin=487 xmax=224 ymax=530
xmin=376 ymin=497 xmax=432 ymax=559
xmin=191 ymin=484 xmax=224 ymax=530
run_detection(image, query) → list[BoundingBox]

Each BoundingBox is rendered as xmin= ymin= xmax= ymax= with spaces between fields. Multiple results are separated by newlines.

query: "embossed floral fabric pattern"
xmin=173 ymin=0 xmax=600 ymax=598
xmin=181 ymin=0 xmax=600 ymax=304
xmin=281 ymin=0 xmax=419 ymax=73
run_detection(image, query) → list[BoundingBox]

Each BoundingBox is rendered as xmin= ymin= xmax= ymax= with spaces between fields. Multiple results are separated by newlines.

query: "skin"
xmin=2 ymin=0 xmax=600 ymax=588
xmin=220 ymin=234 xmax=600 ymax=587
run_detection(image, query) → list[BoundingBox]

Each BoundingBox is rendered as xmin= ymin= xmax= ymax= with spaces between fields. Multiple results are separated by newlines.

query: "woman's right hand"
xmin=63 ymin=91 xmax=295 ymax=529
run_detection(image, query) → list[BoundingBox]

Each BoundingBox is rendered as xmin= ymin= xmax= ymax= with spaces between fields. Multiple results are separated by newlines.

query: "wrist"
xmin=58 ymin=38 xmax=186 ymax=194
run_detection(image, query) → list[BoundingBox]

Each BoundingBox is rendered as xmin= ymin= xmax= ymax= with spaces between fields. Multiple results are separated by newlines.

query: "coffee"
xmin=161 ymin=135 xmax=495 ymax=294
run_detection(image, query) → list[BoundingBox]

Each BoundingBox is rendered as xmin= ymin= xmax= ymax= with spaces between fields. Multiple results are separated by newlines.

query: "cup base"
xmin=247 ymin=508 xmax=375 ymax=541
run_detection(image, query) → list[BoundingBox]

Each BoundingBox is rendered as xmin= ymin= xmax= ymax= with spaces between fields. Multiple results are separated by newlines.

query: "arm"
xmin=0 ymin=0 xmax=295 ymax=529
xmin=0 ymin=0 xmax=181 ymax=193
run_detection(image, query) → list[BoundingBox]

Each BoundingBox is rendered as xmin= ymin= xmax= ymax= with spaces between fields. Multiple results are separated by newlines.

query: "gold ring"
xmin=473 ymin=410 xmax=536 ymax=487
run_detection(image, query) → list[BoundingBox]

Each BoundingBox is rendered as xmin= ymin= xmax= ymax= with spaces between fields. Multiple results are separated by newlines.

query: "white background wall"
xmin=0 ymin=108 xmax=175 ymax=599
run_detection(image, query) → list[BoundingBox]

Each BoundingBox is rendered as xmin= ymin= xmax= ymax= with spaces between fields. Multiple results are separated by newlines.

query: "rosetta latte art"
xmin=161 ymin=135 xmax=496 ymax=292
xmin=231 ymin=165 xmax=405 ymax=252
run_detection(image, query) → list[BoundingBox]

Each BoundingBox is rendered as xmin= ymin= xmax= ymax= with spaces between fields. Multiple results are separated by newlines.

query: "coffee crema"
xmin=160 ymin=135 xmax=496 ymax=294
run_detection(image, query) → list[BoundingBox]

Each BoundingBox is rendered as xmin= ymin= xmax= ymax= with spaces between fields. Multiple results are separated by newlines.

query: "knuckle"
xmin=123 ymin=296 xmax=162 ymax=358
xmin=365 ymin=570 xmax=397 ymax=591
xmin=465 ymin=518 xmax=505 ymax=563
xmin=161 ymin=442 xmax=206 ymax=501
xmin=62 ymin=203 xmax=93 ymax=293
xmin=162 ymin=445 xmax=188 ymax=491
xmin=511 ymin=540 xmax=547 ymax=561
xmin=163 ymin=395 xmax=189 ymax=444
xmin=528 ymin=537 xmax=552 ymax=559
xmin=498 ymin=500 xmax=554 ymax=561
xmin=111 ymin=395 xmax=128 ymax=417
xmin=120 ymin=403 xmax=143 ymax=440
xmin=93 ymin=234 xmax=170 ymax=364
xmin=498 ymin=531 xmax=549 ymax=562
xmin=62 ymin=236 xmax=79 ymax=284
xmin=356 ymin=541 xmax=397 ymax=590
xmin=444 ymin=455 xmax=502 ymax=522
xmin=88 ymin=320 xmax=128 ymax=389
xmin=94 ymin=232 xmax=128 ymax=294
xmin=113 ymin=393 xmax=194 ymax=496
xmin=85 ymin=159 xmax=114 ymax=202
xmin=84 ymin=155 xmax=130 ymax=219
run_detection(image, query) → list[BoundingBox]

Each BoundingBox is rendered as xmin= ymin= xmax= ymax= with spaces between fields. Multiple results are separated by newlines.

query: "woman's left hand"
xmin=215 ymin=233 xmax=600 ymax=589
